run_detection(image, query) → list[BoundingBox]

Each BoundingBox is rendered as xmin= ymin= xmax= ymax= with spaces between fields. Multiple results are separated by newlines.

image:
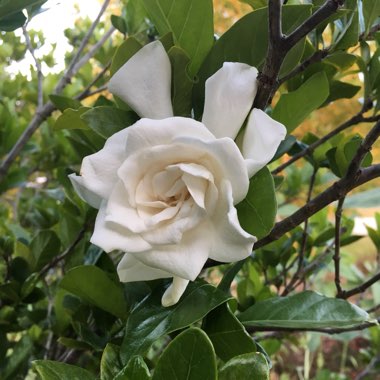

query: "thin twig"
xmin=22 ymin=24 xmax=43 ymax=109
xmin=355 ymin=355 xmax=380 ymax=380
xmin=54 ymin=0 xmax=112 ymax=94
xmin=334 ymin=197 xmax=345 ymax=297
xmin=367 ymin=303 xmax=380 ymax=314
xmin=359 ymin=23 xmax=380 ymax=41
xmin=278 ymin=49 xmax=330 ymax=85
xmin=77 ymin=85 xmax=108 ymax=101
xmin=341 ymin=272 xmax=380 ymax=299
xmin=205 ymin=162 xmax=380 ymax=269
xmin=272 ymin=114 xmax=380 ymax=175
xmin=254 ymin=0 xmax=345 ymax=109
xmin=255 ymin=161 xmax=380 ymax=250
xmin=284 ymin=0 xmax=345 ymax=50
xmin=72 ymin=27 xmax=115 ymax=76
xmin=282 ymin=167 xmax=318 ymax=296
xmin=75 ymin=60 xmax=111 ymax=100
xmin=39 ymin=228 xmax=86 ymax=278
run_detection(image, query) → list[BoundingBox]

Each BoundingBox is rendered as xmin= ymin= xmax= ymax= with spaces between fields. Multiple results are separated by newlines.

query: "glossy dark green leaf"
xmin=152 ymin=328 xmax=217 ymax=380
xmin=114 ymin=356 xmax=151 ymax=380
xmin=219 ymin=352 xmax=269 ymax=380
xmin=81 ymin=106 xmax=138 ymax=138
xmin=120 ymin=281 xmax=231 ymax=364
xmin=238 ymin=291 xmax=373 ymax=329
xmin=60 ymin=265 xmax=128 ymax=319
xmin=142 ymin=0 xmax=214 ymax=76
xmin=32 ymin=360 xmax=94 ymax=380
xmin=49 ymin=95 xmax=82 ymax=111
xmin=362 ymin=0 xmax=380 ymax=36
xmin=203 ymin=303 xmax=256 ymax=362
xmin=30 ymin=230 xmax=61 ymax=270
xmin=0 ymin=0 xmax=41 ymax=19
xmin=194 ymin=5 xmax=312 ymax=117
xmin=168 ymin=46 xmax=193 ymax=117
xmin=111 ymin=14 xmax=128 ymax=35
xmin=272 ymin=71 xmax=329 ymax=133
xmin=218 ymin=260 xmax=245 ymax=293
xmin=236 ymin=167 xmax=276 ymax=239
xmin=100 ymin=343 xmax=124 ymax=380
xmin=54 ymin=107 xmax=90 ymax=131
xmin=0 ymin=11 xmax=26 ymax=31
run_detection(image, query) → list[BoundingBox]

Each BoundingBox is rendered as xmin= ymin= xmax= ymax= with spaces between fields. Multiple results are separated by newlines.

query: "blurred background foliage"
xmin=0 ymin=0 xmax=380 ymax=379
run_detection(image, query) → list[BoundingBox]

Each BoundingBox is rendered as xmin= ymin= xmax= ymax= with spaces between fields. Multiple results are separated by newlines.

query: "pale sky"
xmin=9 ymin=0 xmax=103 ymax=76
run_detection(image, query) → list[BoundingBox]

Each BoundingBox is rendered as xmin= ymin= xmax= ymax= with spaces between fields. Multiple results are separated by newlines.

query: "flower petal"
xmin=209 ymin=180 xmax=256 ymax=262
xmin=108 ymin=41 xmax=173 ymax=119
xmin=133 ymin=221 xmax=211 ymax=280
xmin=78 ymin=127 xmax=129 ymax=200
xmin=242 ymin=108 xmax=287 ymax=177
xmin=202 ymin=62 xmax=258 ymax=139
xmin=125 ymin=117 xmax=215 ymax=157
xmin=161 ymin=277 xmax=190 ymax=307
xmin=117 ymin=253 xmax=172 ymax=282
xmin=68 ymin=174 xmax=102 ymax=209
xmin=174 ymin=136 xmax=249 ymax=204
xmin=91 ymin=200 xmax=151 ymax=253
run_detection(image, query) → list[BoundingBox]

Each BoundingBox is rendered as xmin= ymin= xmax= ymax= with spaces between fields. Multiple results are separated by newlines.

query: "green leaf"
xmin=60 ymin=265 xmax=128 ymax=319
xmin=115 ymin=356 xmax=151 ymax=380
xmin=152 ymin=328 xmax=217 ymax=380
xmin=272 ymin=71 xmax=329 ymax=133
xmin=30 ymin=230 xmax=61 ymax=270
xmin=120 ymin=281 xmax=231 ymax=364
xmin=329 ymin=135 xmax=373 ymax=178
xmin=236 ymin=167 xmax=276 ymax=239
xmin=80 ymin=106 xmax=138 ymax=138
xmin=142 ymin=0 xmax=214 ymax=76
xmin=49 ymin=95 xmax=82 ymax=112
xmin=362 ymin=0 xmax=380 ymax=36
xmin=0 ymin=336 xmax=33 ymax=379
xmin=100 ymin=343 xmax=124 ymax=380
xmin=0 ymin=0 xmax=42 ymax=19
xmin=54 ymin=107 xmax=91 ymax=131
xmin=32 ymin=360 xmax=94 ymax=380
xmin=0 ymin=11 xmax=26 ymax=31
xmin=334 ymin=9 xmax=359 ymax=50
xmin=324 ymin=80 xmax=360 ymax=104
xmin=126 ymin=0 xmax=150 ymax=36
xmin=219 ymin=352 xmax=270 ymax=380
xmin=238 ymin=291 xmax=373 ymax=329
xmin=111 ymin=14 xmax=128 ymax=35
xmin=203 ymin=303 xmax=256 ymax=362
xmin=218 ymin=260 xmax=245 ymax=293
xmin=324 ymin=52 xmax=357 ymax=71
xmin=194 ymin=5 xmax=312 ymax=117
xmin=168 ymin=46 xmax=193 ymax=117
xmin=110 ymin=37 xmax=142 ymax=76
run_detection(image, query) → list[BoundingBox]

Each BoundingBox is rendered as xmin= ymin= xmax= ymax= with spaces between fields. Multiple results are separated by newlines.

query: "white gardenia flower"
xmin=69 ymin=41 xmax=286 ymax=307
